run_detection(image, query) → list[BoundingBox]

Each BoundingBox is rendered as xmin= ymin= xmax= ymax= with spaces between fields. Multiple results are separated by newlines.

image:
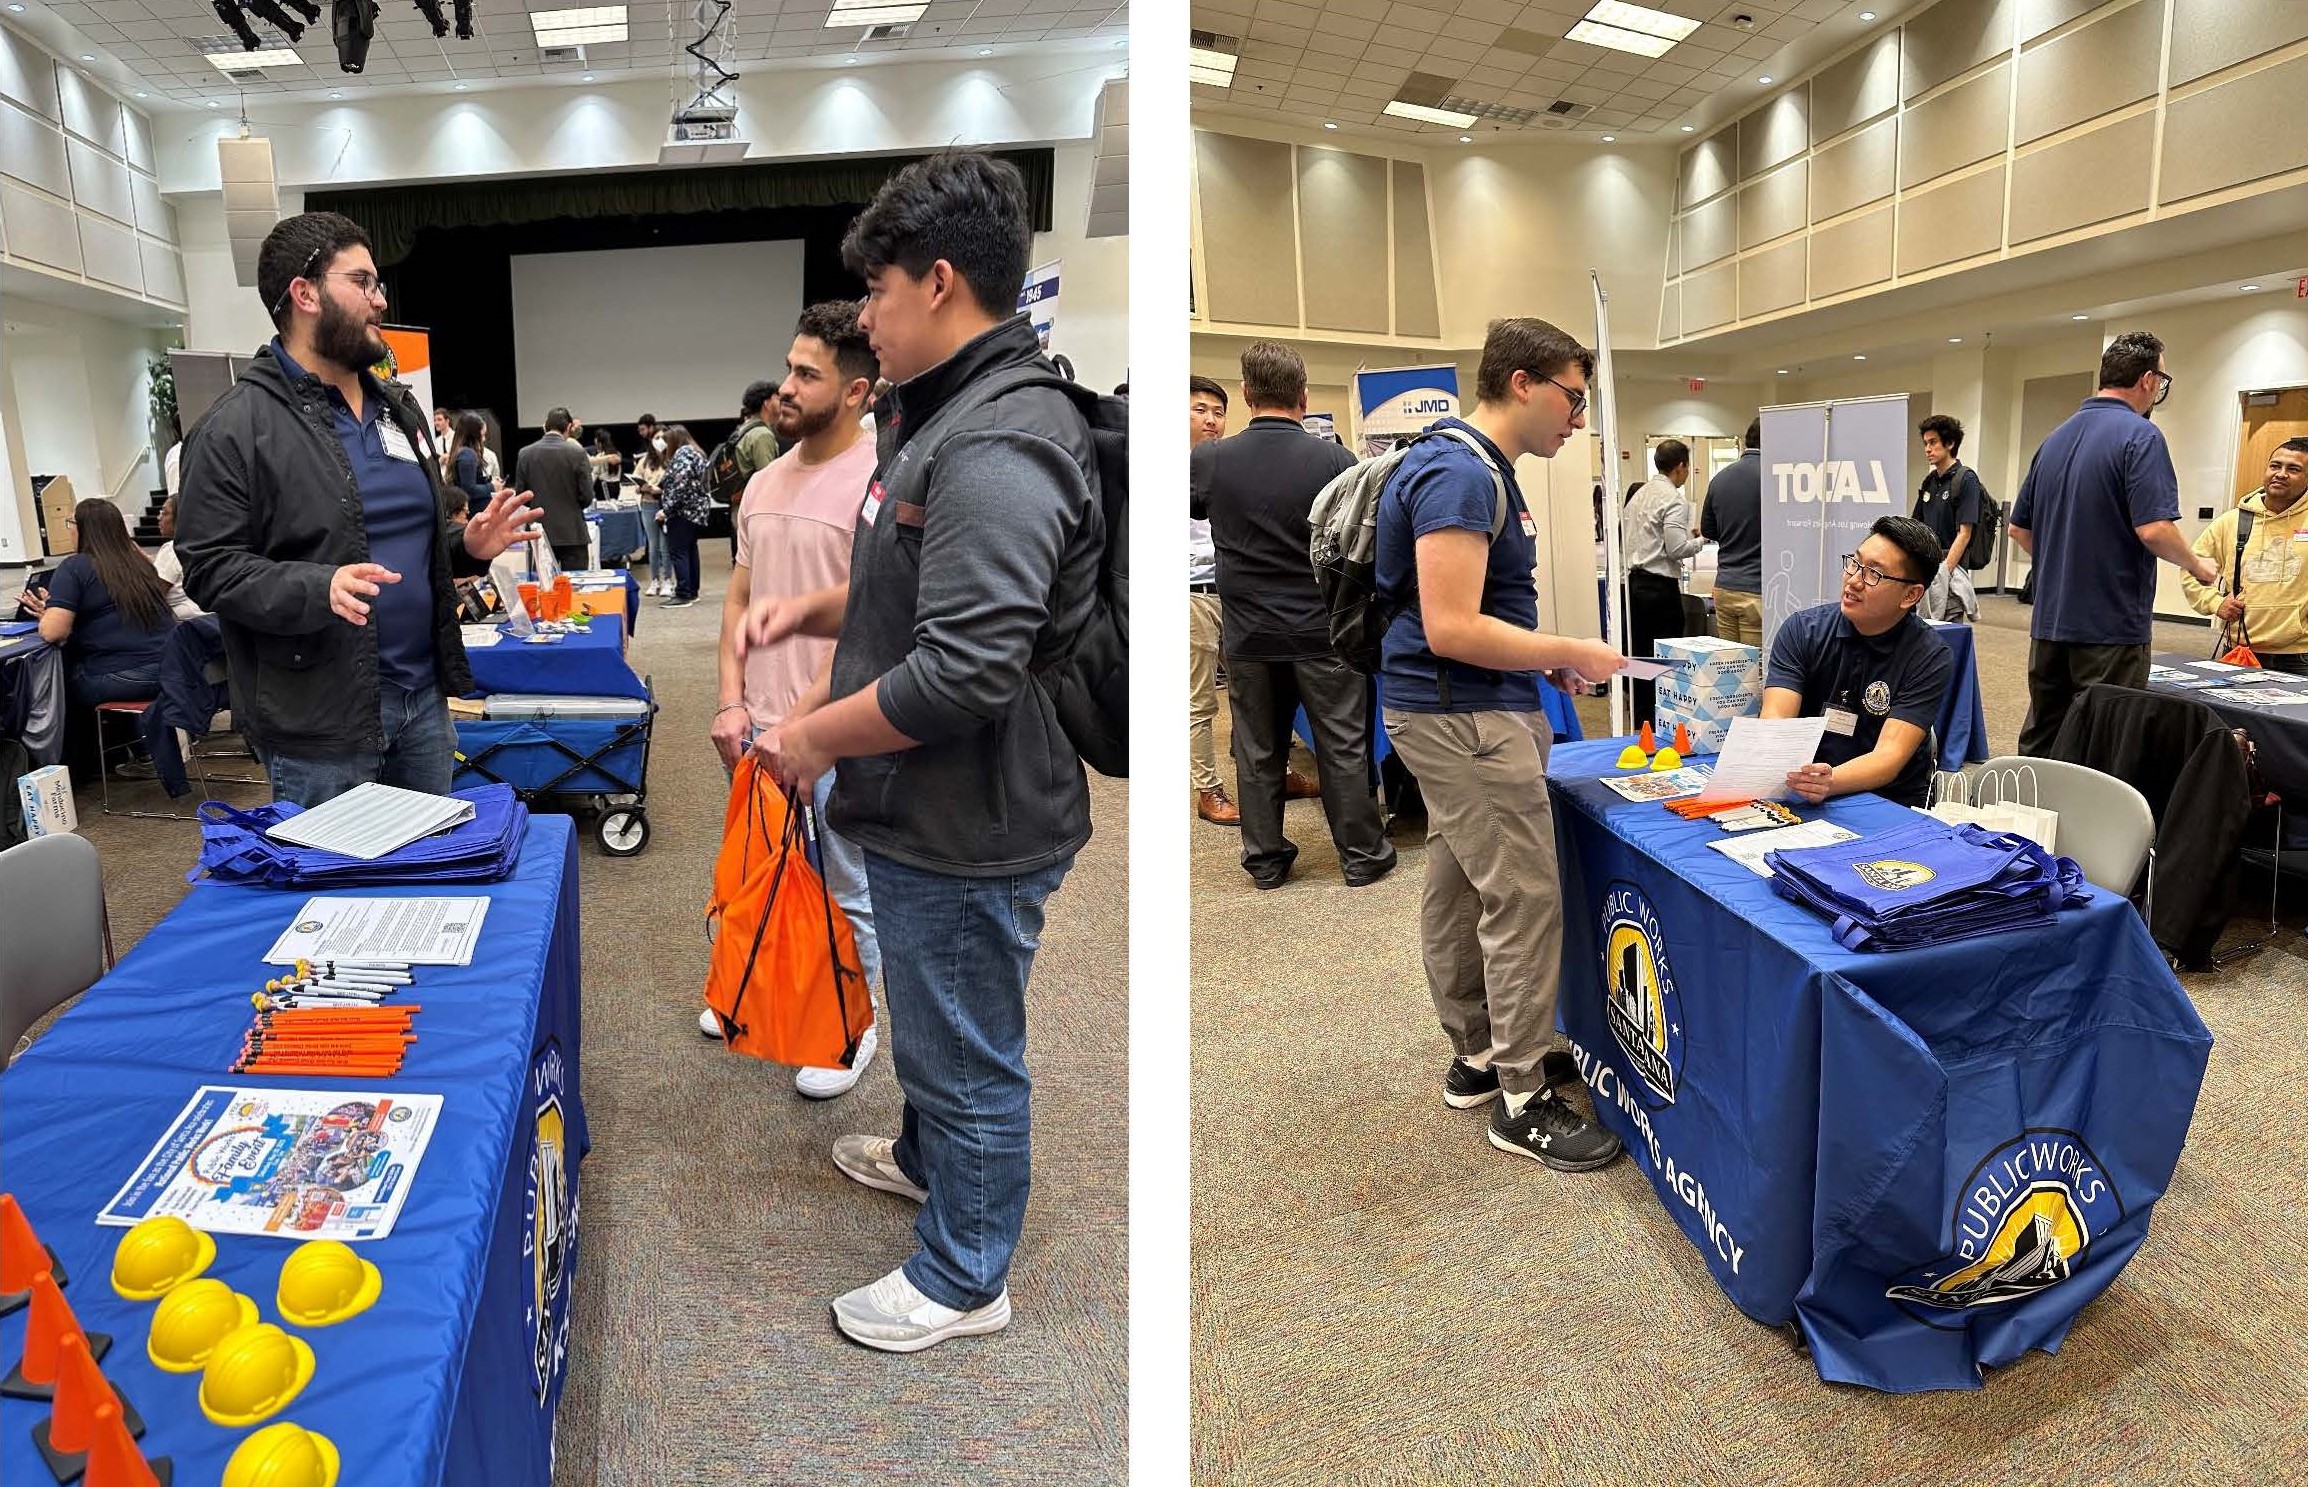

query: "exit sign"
xmin=1686 ymin=377 xmax=1706 ymax=393
xmin=2297 ymin=276 xmax=2307 ymax=298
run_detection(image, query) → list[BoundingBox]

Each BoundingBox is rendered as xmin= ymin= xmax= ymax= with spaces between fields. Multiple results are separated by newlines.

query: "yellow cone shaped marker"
xmin=111 ymin=1214 xmax=215 ymax=1301
xmin=1650 ymin=746 xmax=1683 ymax=772
xmin=277 ymin=1240 xmax=382 ymax=1328
xmin=199 ymin=1322 xmax=315 ymax=1427
xmin=149 ymin=1277 xmax=261 ymax=1373
xmin=224 ymin=1421 xmax=342 ymax=1487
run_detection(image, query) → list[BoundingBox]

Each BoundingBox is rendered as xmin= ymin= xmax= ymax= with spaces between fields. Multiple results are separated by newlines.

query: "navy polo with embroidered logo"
xmin=1766 ymin=602 xmax=1952 ymax=806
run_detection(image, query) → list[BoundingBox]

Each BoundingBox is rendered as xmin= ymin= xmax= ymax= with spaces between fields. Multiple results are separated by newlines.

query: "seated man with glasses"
xmin=1760 ymin=514 xmax=1954 ymax=808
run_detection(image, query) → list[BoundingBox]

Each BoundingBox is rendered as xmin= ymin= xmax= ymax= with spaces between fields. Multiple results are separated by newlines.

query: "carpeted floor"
xmin=43 ymin=541 xmax=1127 ymax=1485
xmin=1190 ymin=594 xmax=2306 ymax=1486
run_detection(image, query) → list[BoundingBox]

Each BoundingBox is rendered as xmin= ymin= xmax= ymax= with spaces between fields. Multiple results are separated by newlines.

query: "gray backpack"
xmin=1307 ymin=425 xmax=1508 ymax=674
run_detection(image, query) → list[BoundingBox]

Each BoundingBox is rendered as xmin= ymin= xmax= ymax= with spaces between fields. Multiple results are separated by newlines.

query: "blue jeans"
xmin=70 ymin=663 xmax=161 ymax=708
xmin=809 ymin=770 xmax=882 ymax=1009
xmin=664 ymin=511 xmax=702 ymax=601
xmin=639 ymin=498 xmax=671 ymax=582
xmin=868 ymin=849 xmax=1073 ymax=1311
xmin=264 ymin=682 xmax=457 ymax=808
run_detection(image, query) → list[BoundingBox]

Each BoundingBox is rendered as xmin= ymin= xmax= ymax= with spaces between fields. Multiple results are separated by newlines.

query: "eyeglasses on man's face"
xmin=1535 ymin=372 xmax=1588 ymax=420
xmin=1842 ymin=553 xmax=1920 ymax=590
xmin=2151 ymin=369 xmax=2174 ymax=406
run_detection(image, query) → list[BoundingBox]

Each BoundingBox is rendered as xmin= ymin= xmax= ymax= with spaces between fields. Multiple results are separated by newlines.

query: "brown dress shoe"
xmin=1196 ymin=788 xmax=1242 ymax=825
xmin=1284 ymin=770 xmax=1323 ymax=800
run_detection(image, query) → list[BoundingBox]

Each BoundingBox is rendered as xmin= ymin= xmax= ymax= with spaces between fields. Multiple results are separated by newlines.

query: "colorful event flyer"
xmin=99 ymin=1086 xmax=444 ymax=1241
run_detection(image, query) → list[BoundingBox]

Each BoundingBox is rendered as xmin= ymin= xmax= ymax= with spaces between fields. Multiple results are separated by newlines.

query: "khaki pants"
xmin=1713 ymin=588 xmax=1763 ymax=647
xmin=1189 ymin=592 xmax=1223 ymax=794
xmin=1383 ymin=708 xmax=1563 ymax=1097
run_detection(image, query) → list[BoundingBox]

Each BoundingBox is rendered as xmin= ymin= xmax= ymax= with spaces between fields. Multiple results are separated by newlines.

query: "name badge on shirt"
xmin=1823 ymin=706 xmax=1859 ymax=737
xmin=2290 ymin=530 xmax=2308 ymax=543
xmin=377 ymin=421 xmax=420 ymax=464
xmin=1519 ymin=511 xmax=1538 ymax=539
xmin=859 ymin=482 xmax=885 ymax=526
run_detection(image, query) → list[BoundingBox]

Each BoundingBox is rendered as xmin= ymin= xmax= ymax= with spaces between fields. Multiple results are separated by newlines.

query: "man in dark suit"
xmin=514 ymin=406 xmax=596 ymax=573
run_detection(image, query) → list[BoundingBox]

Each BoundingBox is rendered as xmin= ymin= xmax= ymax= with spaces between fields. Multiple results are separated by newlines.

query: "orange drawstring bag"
xmin=2219 ymin=616 xmax=2260 ymax=669
xmin=703 ymin=755 xmax=871 ymax=1069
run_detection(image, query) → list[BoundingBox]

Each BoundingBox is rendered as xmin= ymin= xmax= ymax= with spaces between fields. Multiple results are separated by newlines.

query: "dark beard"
xmin=773 ymin=400 xmax=838 ymax=443
xmin=315 ymin=295 xmax=386 ymax=372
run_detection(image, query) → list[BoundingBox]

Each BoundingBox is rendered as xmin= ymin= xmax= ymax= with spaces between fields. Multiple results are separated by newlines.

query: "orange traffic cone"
xmin=1674 ymin=722 xmax=1693 ymax=755
xmin=1 ymin=1193 xmax=64 ymax=1312
xmin=83 ymin=1398 xmax=167 ymax=1487
xmin=45 ymin=1332 xmax=99 ymax=1454
xmin=1638 ymin=720 xmax=1656 ymax=754
xmin=2 ymin=1268 xmax=111 ymax=1401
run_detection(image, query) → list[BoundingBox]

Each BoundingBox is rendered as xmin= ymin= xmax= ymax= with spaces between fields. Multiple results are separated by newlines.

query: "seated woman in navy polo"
xmin=1762 ymin=514 xmax=1953 ymax=808
xmin=26 ymin=498 xmax=179 ymax=707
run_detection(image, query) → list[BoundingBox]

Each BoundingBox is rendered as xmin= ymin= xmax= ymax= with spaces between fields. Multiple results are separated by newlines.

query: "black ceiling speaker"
xmin=332 ymin=0 xmax=376 ymax=71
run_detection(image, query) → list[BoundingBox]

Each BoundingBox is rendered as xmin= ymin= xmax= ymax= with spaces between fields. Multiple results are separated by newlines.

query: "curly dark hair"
xmin=840 ymin=150 xmax=1031 ymax=318
xmin=258 ymin=211 xmax=373 ymax=329
xmin=1918 ymin=413 xmax=1964 ymax=455
xmin=794 ymin=300 xmax=878 ymax=387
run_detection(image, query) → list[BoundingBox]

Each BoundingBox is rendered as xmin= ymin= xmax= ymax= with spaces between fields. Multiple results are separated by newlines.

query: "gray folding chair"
xmin=1975 ymin=755 xmax=2155 ymax=898
xmin=0 ymin=833 xmax=110 ymax=1061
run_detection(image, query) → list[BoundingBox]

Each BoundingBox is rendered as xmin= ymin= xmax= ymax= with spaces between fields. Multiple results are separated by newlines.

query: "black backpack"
xmin=909 ymin=368 xmax=1128 ymax=777
xmin=706 ymin=424 xmax=758 ymax=505
xmin=1965 ymin=483 xmax=2002 ymax=571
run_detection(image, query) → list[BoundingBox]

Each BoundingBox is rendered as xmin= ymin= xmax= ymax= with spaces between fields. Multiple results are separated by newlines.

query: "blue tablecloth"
xmin=466 ymin=615 xmax=647 ymax=700
xmin=588 ymin=507 xmax=646 ymax=566
xmin=0 ymin=817 xmax=587 ymax=1485
xmin=1546 ymin=737 xmax=2208 ymax=1391
xmin=1928 ymin=620 xmax=1990 ymax=766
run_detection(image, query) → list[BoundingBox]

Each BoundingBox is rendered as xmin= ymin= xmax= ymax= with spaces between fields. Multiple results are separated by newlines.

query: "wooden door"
xmin=2237 ymin=386 xmax=2308 ymax=498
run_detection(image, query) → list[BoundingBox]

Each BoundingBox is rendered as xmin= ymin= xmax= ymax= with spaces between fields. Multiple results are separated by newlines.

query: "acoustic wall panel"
xmin=2010 ymin=114 xmax=2154 ymax=241
xmin=0 ymin=25 xmax=56 ymax=122
xmin=2016 ymin=0 xmax=2161 ymax=144
xmin=1810 ymin=32 xmax=1900 ymax=143
xmin=0 ymin=103 xmax=70 ymax=200
xmin=2169 ymin=0 xmax=2308 ymax=85
xmin=1390 ymin=159 xmax=1440 ymax=339
xmin=1896 ymin=166 xmax=2006 ymax=274
xmin=0 ymin=181 xmax=80 ymax=271
xmin=1809 ymin=205 xmax=1893 ymax=297
xmin=1683 ymin=263 xmax=1736 ymax=333
xmin=1680 ymin=131 xmax=1736 ymax=208
xmin=139 ymin=233 xmax=183 ymax=305
xmin=78 ymin=211 xmax=140 ymax=292
xmin=1738 ymin=239 xmax=1807 ymax=318
xmin=1659 ymin=281 xmax=1681 ymax=342
xmin=2017 ymin=0 xmax=2110 ymax=44
xmin=2159 ymin=52 xmax=2308 ymax=202
xmin=1898 ymin=62 xmax=2011 ymax=187
xmin=53 ymin=67 xmax=120 ymax=156
xmin=1195 ymin=131 xmax=1301 ymax=327
xmin=1296 ymin=147 xmax=1390 ymax=335
xmin=122 ymin=107 xmax=153 ymax=172
xmin=1902 ymin=0 xmax=2017 ymax=99
xmin=1740 ymin=159 xmax=1808 ymax=249
xmin=1682 ymin=193 xmax=1737 ymax=272
xmin=1739 ymin=87 xmax=1809 ymax=181
xmin=131 ymin=170 xmax=172 ymax=241
xmin=1811 ymin=116 xmax=1898 ymax=221
xmin=65 ymin=137 xmax=131 ymax=225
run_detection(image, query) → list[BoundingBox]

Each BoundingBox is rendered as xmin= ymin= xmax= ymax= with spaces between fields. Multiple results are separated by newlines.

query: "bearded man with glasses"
xmin=1759 ymin=514 xmax=1955 ymax=808
xmin=176 ymin=210 xmax=544 ymax=806
xmin=2006 ymin=329 xmax=2221 ymax=756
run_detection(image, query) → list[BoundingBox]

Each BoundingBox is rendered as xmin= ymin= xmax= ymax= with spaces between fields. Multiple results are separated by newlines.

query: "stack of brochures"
xmin=1762 ymin=818 xmax=2092 ymax=952
xmin=196 ymin=783 xmax=528 ymax=887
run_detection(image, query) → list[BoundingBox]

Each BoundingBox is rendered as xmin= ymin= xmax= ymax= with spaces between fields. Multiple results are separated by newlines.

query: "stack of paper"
xmin=266 ymin=783 xmax=476 ymax=861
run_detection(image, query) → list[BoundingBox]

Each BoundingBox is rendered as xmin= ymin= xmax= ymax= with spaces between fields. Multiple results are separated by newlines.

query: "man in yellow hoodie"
xmin=2183 ymin=438 xmax=2308 ymax=671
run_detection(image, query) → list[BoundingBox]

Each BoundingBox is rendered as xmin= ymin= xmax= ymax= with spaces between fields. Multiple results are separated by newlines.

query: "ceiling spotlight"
xmin=204 ymin=99 xmax=219 ymax=106
xmin=2071 ymin=313 xmax=2089 ymax=320
xmin=453 ymin=80 xmax=467 ymax=89
xmin=1460 ymin=134 xmax=1473 ymax=143
xmin=1758 ymin=75 xmax=1772 ymax=84
xmin=1776 ymin=368 xmax=1789 ymax=375
xmin=1601 ymin=134 xmax=1615 ymax=142
xmin=977 ymin=47 xmax=990 ymax=55
xmin=2241 ymin=284 xmax=2260 ymax=291
xmin=1948 ymin=337 xmax=1963 ymax=343
xmin=134 ymin=90 xmax=146 ymax=97
xmin=1323 ymin=121 xmax=1337 ymax=129
xmin=329 ymin=90 xmax=341 ymax=97
xmin=581 ymin=72 xmax=593 ymax=80
xmin=1681 ymin=124 xmax=1695 ymax=132
xmin=1853 ymin=354 xmax=1867 ymax=361
xmin=5 ymin=5 xmax=24 ymax=13
xmin=79 ymin=53 xmax=94 ymax=61
xmin=1859 ymin=10 xmax=1877 ymax=19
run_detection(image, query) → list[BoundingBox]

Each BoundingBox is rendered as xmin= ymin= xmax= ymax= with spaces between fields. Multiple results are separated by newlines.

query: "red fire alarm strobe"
xmin=1687 ymin=377 xmax=1706 ymax=393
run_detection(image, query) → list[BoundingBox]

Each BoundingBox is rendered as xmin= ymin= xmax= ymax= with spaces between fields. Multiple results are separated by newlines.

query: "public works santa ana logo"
xmin=1886 ymin=1129 xmax=2125 ymax=1326
xmin=1601 ymin=882 xmax=1684 ymax=1108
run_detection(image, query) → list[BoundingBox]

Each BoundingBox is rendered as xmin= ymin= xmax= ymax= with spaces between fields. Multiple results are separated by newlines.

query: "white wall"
xmin=1 ymin=296 xmax=171 ymax=525
xmin=1036 ymin=139 xmax=1128 ymax=394
xmin=176 ymin=190 xmax=300 ymax=355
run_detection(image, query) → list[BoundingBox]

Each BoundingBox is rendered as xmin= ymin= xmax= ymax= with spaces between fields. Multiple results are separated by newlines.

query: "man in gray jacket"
xmin=513 ymin=407 xmax=595 ymax=573
xmin=739 ymin=151 xmax=1103 ymax=1354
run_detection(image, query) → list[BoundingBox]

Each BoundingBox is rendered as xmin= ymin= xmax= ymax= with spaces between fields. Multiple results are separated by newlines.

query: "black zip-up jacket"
xmin=827 ymin=315 xmax=1102 ymax=876
xmin=176 ymin=344 xmax=485 ymax=758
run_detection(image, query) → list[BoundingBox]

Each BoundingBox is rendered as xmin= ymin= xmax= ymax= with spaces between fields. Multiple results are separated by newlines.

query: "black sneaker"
xmin=1541 ymin=1048 xmax=1581 ymax=1092
xmin=1443 ymin=1057 xmax=1499 ymax=1109
xmin=1488 ymin=1090 xmax=1624 ymax=1172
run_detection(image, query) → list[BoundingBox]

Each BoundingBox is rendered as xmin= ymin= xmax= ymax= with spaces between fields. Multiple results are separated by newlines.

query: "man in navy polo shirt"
xmin=2008 ymin=330 xmax=2221 ymax=755
xmin=1375 ymin=316 xmax=1626 ymax=1174
xmin=1764 ymin=515 xmax=1954 ymax=809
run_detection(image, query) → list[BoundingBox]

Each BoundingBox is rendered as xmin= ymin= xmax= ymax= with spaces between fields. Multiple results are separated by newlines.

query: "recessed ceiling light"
xmin=1859 ymin=10 xmax=1877 ymax=20
xmin=1188 ymin=46 xmax=1238 ymax=88
xmin=79 ymin=53 xmax=94 ymax=61
xmin=1681 ymin=124 xmax=1695 ymax=132
xmin=2071 ymin=313 xmax=2089 ymax=320
xmin=1948 ymin=337 xmax=1963 ymax=343
xmin=1460 ymin=134 xmax=1473 ymax=143
xmin=1776 ymin=368 xmax=1789 ymax=375
xmin=209 ymin=48 xmax=302 ymax=72
xmin=531 ymin=5 xmax=627 ymax=48
xmin=134 ymin=90 xmax=146 ymax=97
xmin=1853 ymin=354 xmax=1867 ymax=361
xmin=1568 ymin=3 xmax=1700 ymax=58
xmin=977 ymin=48 xmax=991 ymax=55
xmin=204 ymin=99 xmax=218 ymax=106
xmin=5 ymin=6 xmax=25 ymax=13
xmin=1384 ymin=99 xmax=1479 ymax=127
xmin=1323 ymin=121 xmax=1337 ymax=129
xmin=2241 ymin=284 xmax=2260 ymax=292
xmin=1758 ymin=75 xmax=1772 ymax=84
xmin=454 ymin=81 xmax=468 ymax=89
xmin=823 ymin=0 xmax=925 ymax=27
xmin=581 ymin=72 xmax=593 ymax=80
xmin=329 ymin=90 xmax=341 ymax=98
xmin=1601 ymin=135 xmax=1615 ymax=142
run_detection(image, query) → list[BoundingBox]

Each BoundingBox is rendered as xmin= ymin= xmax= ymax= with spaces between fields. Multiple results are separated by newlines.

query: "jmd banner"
xmin=1760 ymin=395 xmax=1909 ymax=644
xmin=1352 ymin=365 xmax=1459 ymax=458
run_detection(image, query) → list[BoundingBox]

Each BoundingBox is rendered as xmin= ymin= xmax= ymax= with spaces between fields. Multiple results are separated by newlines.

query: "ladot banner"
xmin=1018 ymin=262 xmax=1060 ymax=354
xmin=1759 ymin=395 xmax=1909 ymax=644
xmin=1352 ymin=365 xmax=1459 ymax=458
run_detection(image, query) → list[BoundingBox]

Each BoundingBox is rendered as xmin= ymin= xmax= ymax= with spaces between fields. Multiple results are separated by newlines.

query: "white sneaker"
xmin=830 ymin=1132 xmax=927 ymax=1203
xmin=831 ymin=1267 xmax=1010 ymax=1353
xmin=796 ymin=1021 xmax=878 ymax=1099
xmin=698 ymin=1006 xmax=724 ymax=1038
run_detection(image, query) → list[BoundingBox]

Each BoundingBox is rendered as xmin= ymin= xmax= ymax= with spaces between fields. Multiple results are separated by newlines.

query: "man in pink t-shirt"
xmin=704 ymin=301 xmax=884 ymax=1098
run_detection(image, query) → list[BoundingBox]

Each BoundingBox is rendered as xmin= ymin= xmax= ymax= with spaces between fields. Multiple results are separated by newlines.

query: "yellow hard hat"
xmin=223 ymin=1422 xmax=342 ymax=1487
xmin=148 ymin=1278 xmax=260 ymax=1373
xmin=110 ymin=1214 xmax=216 ymax=1301
xmin=199 ymin=1322 xmax=316 ymax=1427
xmin=1650 ymin=746 xmax=1684 ymax=771
xmin=276 ymin=1240 xmax=382 ymax=1328
xmin=1615 ymin=743 xmax=1649 ymax=769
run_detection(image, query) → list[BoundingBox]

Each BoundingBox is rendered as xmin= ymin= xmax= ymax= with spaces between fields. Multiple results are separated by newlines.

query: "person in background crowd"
xmin=1192 ymin=340 xmax=1394 ymax=890
xmin=477 ymin=412 xmax=504 ymax=486
xmin=1913 ymin=414 xmax=1986 ymax=623
xmin=150 ymin=495 xmax=205 ymax=621
xmin=2182 ymin=439 xmax=2308 ymax=674
xmin=1763 ymin=515 xmax=1953 ymax=809
xmin=589 ymin=428 xmax=623 ymax=505
xmin=736 ymin=149 xmax=1104 ymax=1354
xmin=163 ymin=438 xmax=184 ymax=502
xmin=2009 ymin=330 xmax=2221 ymax=754
xmin=446 ymin=411 xmax=496 ymax=513
xmin=631 ymin=420 xmax=673 ymax=597
xmin=734 ymin=381 xmax=783 ymax=484
xmin=1187 ymin=375 xmax=1239 ymax=826
xmin=1702 ymin=419 xmax=1764 ymax=647
xmin=432 ymin=407 xmax=451 ymax=450
xmin=705 ymin=299 xmax=887 ymax=1099
xmin=655 ymin=424 xmax=710 ymax=608
xmin=176 ymin=211 xmax=542 ymax=807
xmin=514 ymin=407 xmax=597 ymax=575
xmin=22 ymin=498 xmax=177 ymax=708
xmin=1621 ymin=438 xmax=1705 ymax=726
xmin=1375 ymin=315 xmax=1627 ymax=1175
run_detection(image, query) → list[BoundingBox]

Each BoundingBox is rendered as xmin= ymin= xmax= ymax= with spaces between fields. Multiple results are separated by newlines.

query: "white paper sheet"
xmin=460 ymin=624 xmax=504 ymax=648
xmin=265 ymin=782 xmax=475 ymax=861
xmin=1706 ymin=820 xmax=1860 ymax=877
xmin=1620 ymin=657 xmax=1689 ymax=681
xmin=263 ymin=896 xmax=491 ymax=966
xmin=1694 ymin=716 xmax=1830 ymax=802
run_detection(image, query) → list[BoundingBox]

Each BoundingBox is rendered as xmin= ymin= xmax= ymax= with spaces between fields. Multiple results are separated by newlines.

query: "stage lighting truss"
xmin=681 ymin=0 xmax=738 ymax=117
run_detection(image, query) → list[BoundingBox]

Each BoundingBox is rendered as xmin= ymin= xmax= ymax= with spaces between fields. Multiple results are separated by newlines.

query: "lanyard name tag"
xmin=1519 ymin=511 xmax=1537 ymax=539
xmin=377 ymin=421 xmax=419 ymax=463
xmin=859 ymin=486 xmax=885 ymax=526
xmin=1823 ymin=706 xmax=1859 ymax=737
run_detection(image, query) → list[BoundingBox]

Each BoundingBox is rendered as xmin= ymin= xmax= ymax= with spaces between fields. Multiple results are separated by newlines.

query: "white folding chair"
xmin=0 ymin=833 xmax=110 ymax=1060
